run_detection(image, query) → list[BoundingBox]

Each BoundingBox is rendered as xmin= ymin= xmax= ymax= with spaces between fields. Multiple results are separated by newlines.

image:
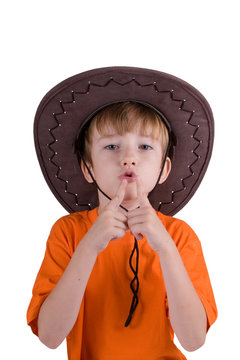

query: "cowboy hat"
xmin=34 ymin=66 xmax=214 ymax=216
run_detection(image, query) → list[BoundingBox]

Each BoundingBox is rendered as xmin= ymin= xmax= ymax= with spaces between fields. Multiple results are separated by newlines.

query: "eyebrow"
xmin=96 ymin=134 xmax=118 ymax=143
xmin=97 ymin=134 xmax=153 ymax=142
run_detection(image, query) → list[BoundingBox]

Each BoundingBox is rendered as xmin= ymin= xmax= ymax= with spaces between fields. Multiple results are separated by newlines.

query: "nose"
xmin=121 ymin=159 xmax=136 ymax=167
xmin=121 ymin=149 xmax=137 ymax=168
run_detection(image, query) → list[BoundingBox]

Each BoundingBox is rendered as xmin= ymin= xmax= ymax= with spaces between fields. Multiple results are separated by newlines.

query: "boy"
xmin=27 ymin=67 xmax=217 ymax=360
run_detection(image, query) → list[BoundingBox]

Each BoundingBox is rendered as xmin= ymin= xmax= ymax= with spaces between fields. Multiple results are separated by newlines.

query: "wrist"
xmin=78 ymin=231 xmax=99 ymax=257
xmin=155 ymin=232 xmax=175 ymax=256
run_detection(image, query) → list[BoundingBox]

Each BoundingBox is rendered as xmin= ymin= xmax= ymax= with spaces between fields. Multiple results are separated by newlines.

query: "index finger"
xmin=136 ymin=176 xmax=150 ymax=207
xmin=106 ymin=179 xmax=127 ymax=210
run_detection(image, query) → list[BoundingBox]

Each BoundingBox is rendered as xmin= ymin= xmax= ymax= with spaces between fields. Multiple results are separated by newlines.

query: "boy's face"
xmin=81 ymin=122 xmax=171 ymax=214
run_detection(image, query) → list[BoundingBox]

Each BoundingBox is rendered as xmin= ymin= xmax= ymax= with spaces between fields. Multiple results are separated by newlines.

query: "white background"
xmin=1 ymin=0 xmax=239 ymax=358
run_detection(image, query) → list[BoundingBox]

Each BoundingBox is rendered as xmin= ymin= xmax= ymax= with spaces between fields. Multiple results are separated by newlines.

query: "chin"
xmin=121 ymin=198 xmax=140 ymax=210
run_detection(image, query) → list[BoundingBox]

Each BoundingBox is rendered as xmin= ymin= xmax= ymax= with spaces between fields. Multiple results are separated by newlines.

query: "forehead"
xmin=92 ymin=125 xmax=155 ymax=143
xmin=92 ymin=121 xmax=155 ymax=139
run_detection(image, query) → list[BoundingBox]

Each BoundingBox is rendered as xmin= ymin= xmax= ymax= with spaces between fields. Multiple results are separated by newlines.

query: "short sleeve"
xmin=26 ymin=218 xmax=73 ymax=336
xmin=176 ymin=222 xmax=218 ymax=332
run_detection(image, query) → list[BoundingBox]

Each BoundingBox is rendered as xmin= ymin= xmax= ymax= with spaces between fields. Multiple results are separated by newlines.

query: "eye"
xmin=140 ymin=144 xmax=152 ymax=150
xmin=105 ymin=144 xmax=119 ymax=150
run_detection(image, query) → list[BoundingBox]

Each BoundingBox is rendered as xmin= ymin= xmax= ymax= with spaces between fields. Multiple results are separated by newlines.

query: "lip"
xmin=118 ymin=171 xmax=137 ymax=183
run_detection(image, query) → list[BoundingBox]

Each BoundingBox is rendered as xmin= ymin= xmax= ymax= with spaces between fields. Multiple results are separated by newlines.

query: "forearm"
xmin=38 ymin=233 xmax=98 ymax=349
xmin=157 ymin=235 xmax=207 ymax=352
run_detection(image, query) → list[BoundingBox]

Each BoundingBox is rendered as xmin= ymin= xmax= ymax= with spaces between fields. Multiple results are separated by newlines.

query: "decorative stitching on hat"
xmin=158 ymin=109 xmax=201 ymax=212
xmin=47 ymin=78 xmax=201 ymax=211
xmin=48 ymin=111 xmax=81 ymax=207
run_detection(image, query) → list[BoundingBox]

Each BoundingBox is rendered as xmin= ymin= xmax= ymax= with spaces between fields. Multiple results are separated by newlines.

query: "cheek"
xmin=93 ymin=150 xmax=116 ymax=164
xmin=92 ymin=162 xmax=115 ymax=184
xmin=144 ymin=163 xmax=161 ymax=186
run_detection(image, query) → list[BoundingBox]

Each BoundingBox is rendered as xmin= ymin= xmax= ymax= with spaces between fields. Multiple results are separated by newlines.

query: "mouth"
xmin=119 ymin=171 xmax=137 ymax=183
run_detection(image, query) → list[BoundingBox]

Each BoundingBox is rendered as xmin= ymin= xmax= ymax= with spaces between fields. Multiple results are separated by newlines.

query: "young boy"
xmin=27 ymin=67 xmax=217 ymax=360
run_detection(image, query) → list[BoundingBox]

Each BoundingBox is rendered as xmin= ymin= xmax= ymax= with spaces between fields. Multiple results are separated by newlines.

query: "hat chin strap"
xmin=80 ymin=142 xmax=170 ymax=327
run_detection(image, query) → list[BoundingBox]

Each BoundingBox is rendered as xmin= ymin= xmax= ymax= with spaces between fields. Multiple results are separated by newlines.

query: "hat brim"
xmin=34 ymin=66 xmax=214 ymax=216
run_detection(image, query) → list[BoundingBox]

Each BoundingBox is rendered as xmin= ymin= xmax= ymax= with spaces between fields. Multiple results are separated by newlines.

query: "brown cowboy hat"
xmin=34 ymin=66 xmax=214 ymax=216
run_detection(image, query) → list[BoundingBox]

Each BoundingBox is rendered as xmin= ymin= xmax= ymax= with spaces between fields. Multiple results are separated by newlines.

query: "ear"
xmin=80 ymin=159 xmax=95 ymax=184
xmin=158 ymin=157 xmax=171 ymax=184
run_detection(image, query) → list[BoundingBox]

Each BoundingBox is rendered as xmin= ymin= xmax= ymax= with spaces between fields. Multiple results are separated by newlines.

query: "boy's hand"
xmin=127 ymin=177 xmax=171 ymax=252
xmin=87 ymin=179 xmax=129 ymax=254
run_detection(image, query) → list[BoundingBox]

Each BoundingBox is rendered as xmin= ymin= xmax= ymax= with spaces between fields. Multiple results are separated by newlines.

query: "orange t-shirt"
xmin=27 ymin=207 xmax=217 ymax=360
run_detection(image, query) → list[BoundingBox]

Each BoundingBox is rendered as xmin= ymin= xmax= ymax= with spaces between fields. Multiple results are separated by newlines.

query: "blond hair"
xmin=82 ymin=102 xmax=169 ymax=166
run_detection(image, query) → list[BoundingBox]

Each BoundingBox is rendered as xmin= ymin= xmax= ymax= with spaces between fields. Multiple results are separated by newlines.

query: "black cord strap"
xmin=79 ymin=150 xmax=169 ymax=327
xmin=79 ymin=156 xmax=139 ymax=326
xmin=125 ymin=236 xmax=139 ymax=327
xmin=78 ymin=127 xmax=171 ymax=326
